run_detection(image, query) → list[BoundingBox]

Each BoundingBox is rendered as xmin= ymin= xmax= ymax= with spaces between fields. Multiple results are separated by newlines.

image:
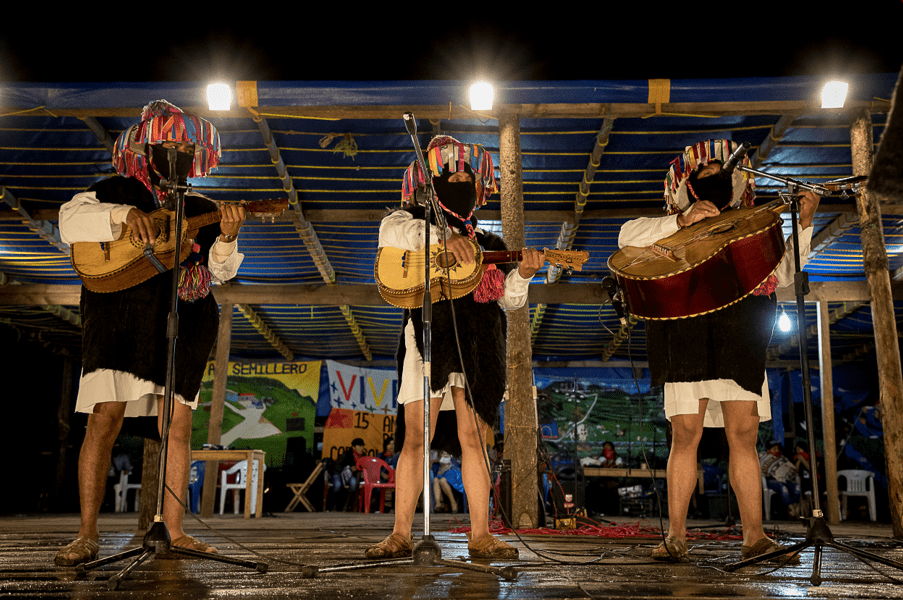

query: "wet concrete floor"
xmin=2 ymin=512 xmax=902 ymax=599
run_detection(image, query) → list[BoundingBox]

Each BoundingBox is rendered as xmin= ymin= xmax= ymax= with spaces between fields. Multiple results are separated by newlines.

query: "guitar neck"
xmin=483 ymin=250 xmax=523 ymax=265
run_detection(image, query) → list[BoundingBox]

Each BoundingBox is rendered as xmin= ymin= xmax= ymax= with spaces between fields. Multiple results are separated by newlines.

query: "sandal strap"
xmin=366 ymin=533 xmax=412 ymax=558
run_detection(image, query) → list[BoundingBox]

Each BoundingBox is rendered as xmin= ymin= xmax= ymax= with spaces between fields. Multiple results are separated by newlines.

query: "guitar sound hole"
xmin=434 ymin=253 xmax=457 ymax=269
xmin=711 ymin=223 xmax=734 ymax=234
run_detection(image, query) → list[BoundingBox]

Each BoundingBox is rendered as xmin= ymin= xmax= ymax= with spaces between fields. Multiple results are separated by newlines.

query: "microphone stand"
xmin=721 ymin=169 xmax=903 ymax=585
xmin=305 ymin=114 xmax=515 ymax=581
xmin=75 ymin=149 xmax=269 ymax=589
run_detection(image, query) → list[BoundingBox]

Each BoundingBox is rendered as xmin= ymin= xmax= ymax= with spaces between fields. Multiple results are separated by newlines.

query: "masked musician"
xmin=55 ymin=101 xmax=245 ymax=566
xmin=367 ymin=135 xmax=543 ymax=560
xmin=618 ymin=140 xmax=818 ymax=563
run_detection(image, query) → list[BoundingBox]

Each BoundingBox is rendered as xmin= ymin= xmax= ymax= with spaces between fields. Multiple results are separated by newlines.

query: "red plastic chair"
xmin=355 ymin=456 xmax=396 ymax=514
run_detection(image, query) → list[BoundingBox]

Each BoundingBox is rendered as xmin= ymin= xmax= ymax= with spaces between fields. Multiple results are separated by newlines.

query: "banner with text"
xmin=325 ymin=360 xmax=398 ymax=415
xmin=194 ymin=360 xmax=321 ymax=467
xmin=321 ymin=407 xmax=396 ymax=462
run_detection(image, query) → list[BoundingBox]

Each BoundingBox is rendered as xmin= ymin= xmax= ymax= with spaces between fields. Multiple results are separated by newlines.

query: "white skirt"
xmin=396 ymin=320 xmax=461 ymax=411
xmin=75 ymin=368 xmax=198 ymax=418
xmin=663 ymin=377 xmax=771 ymax=428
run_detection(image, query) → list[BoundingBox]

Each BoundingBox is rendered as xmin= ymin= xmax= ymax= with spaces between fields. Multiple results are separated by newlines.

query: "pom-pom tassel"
xmin=473 ymin=265 xmax=505 ymax=303
xmin=178 ymin=263 xmax=213 ymax=302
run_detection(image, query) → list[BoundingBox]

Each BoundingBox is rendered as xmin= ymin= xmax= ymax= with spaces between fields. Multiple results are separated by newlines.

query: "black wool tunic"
xmin=79 ymin=176 xmax=221 ymax=406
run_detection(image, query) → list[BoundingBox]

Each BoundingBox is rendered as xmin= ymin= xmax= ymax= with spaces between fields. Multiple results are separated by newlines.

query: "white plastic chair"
xmin=762 ymin=475 xmax=776 ymax=520
xmin=113 ymin=470 xmax=141 ymax=513
xmin=219 ymin=461 xmax=265 ymax=515
xmin=838 ymin=469 xmax=877 ymax=522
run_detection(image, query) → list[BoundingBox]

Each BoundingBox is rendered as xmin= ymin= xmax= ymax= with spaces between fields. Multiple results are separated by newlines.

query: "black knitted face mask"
xmin=687 ymin=164 xmax=734 ymax=209
xmin=148 ymin=144 xmax=194 ymax=185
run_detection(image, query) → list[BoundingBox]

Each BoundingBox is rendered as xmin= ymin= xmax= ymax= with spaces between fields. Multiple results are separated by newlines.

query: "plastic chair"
xmin=356 ymin=456 xmax=395 ymax=514
xmin=219 ymin=460 xmax=265 ymax=515
xmin=762 ymin=475 xmax=776 ymax=520
xmin=838 ymin=469 xmax=877 ymax=522
xmin=113 ymin=470 xmax=141 ymax=513
xmin=188 ymin=460 xmax=205 ymax=513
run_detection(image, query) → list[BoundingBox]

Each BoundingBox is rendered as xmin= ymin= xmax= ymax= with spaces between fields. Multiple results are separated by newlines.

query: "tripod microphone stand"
xmin=305 ymin=113 xmax=515 ymax=581
xmin=722 ymin=169 xmax=903 ymax=585
xmin=76 ymin=149 xmax=268 ymax=589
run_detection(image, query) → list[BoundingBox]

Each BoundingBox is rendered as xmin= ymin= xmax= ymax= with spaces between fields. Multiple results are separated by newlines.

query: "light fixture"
xmin=207 ymin=83 xmax=232 ymax=110
xmin=778 ymin=309 xmax=792 ymax=332
xmin=821 ymin=81 xmax=848 ymax=109
xmin=469 ymin=82 xmax=494 ymax=111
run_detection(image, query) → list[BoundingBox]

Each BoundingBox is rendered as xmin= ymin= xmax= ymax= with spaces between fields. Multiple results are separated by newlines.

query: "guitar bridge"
xmin=651 ymin=243 xmax=676 ymax=261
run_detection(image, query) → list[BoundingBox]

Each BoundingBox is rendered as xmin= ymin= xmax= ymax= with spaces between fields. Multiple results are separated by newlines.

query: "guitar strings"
xmin=619 ymin=201 xmax=782 ymax=270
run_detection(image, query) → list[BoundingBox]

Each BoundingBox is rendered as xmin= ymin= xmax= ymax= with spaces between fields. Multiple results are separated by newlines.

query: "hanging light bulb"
xmin=778 ymin=309 xmax=792 ymax=332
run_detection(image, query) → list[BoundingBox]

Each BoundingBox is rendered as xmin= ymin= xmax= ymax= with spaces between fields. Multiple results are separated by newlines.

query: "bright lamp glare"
xmin=470 ymin=82 xmax=494 ymax=111
xmin=778 ymin=312 xmax=792 ymax=332
xmin=821 ymin=81 xmax=848 ymax=109
xmin=207 ymin=83 xmax=232 ymax=110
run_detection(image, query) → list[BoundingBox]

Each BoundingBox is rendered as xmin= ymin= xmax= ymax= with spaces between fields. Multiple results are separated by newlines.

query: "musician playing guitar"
xmin=366 ymin=135 xmax=543 ymax=561
xmin=617 ymin=139 xmax=819 ymax=564
xmin=55 ymin=101 xmax=243 ymax=567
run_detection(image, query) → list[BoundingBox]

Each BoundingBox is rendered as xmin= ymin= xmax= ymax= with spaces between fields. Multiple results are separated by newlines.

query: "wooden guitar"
xmin=608 ymin=200 xmax=787 ymax=320
xmin=375 ymin=238 xmax=589 ymax=309
xmin=71 ymin=200 xmax=288 ymax=293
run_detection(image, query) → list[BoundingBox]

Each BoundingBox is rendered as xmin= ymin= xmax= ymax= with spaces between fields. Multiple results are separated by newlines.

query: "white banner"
xmin=326 ymin=360 xmax=398 ymax=414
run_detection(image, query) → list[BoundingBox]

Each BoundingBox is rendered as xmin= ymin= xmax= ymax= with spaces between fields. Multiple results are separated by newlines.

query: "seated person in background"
xmin=759 ymin=440 xmax=802 ymax=519
xmin=600 ymin=441 xmax=624 ymax=468
xmin=433 ymin=451 xmax=464 ymax=513
xmin=329 ymin=438 xmax=366 ymax=511
xmin=378 ymin=437 xmax=398 ymax=482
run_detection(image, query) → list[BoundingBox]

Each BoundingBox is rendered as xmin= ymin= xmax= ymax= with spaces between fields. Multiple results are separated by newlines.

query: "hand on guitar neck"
xmin=218 ymin=201 xmax=246 ymax=242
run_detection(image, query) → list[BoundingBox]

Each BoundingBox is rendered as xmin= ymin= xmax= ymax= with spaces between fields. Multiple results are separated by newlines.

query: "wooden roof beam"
xmin=252 ymin=113 xmax=336 ymax=284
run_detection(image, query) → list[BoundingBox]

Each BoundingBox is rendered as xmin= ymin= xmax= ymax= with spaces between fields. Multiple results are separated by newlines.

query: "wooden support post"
xmin=201 ymin=303 xmax=233 ymax=518
xmin=850 ymin=109 xmax=903 ymax=537
xmin=138 ymin=439 xmax=160 ymax=531
xmin=499 ymin=109 xmax=539 ymax=529
xmin=817 ymin=300 xmax=840 ymax=524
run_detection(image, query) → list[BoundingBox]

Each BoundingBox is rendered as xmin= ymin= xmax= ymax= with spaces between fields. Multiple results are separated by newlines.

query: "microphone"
xmin=601 ymin=276 xmax=627 ymax=325
xmin=403 ymin=112 xmax=417 ymax=136
xmin=721 ymin=141 xmax=751 ymax=177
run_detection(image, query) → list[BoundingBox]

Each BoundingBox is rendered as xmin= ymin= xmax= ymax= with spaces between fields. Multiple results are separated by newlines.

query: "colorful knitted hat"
xmin=401 ymin=135 xmax=498 ymax=207
xmin=113 ymin=100 xmax=221 ymax=195
xmin=663 ymin=139 xmax=755 ymax=215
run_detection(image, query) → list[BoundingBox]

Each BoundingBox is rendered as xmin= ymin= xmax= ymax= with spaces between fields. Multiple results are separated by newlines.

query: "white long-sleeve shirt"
xmin=378 ymin=210 xmax=531 ymax=311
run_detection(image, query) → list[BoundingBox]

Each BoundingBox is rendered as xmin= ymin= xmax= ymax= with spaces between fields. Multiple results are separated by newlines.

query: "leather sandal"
xmin=741 ymin=536 xmax=800 ymax=564
xmin=54 ymin=537 xmax=100 ymax=567
xmin=467 ymin=534 xmax=519 ymax=560
xmin=364 ymin=533 xmax=413 ymax=559
xmin=651 ymin=535 xmax=689 ymax=562
xmin=158 ymin=535 xmax=218 ymax=559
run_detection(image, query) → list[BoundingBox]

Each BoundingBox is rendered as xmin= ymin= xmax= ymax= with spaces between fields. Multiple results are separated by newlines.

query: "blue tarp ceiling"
xmin=0 ymin=75 xmax=900 ymax=370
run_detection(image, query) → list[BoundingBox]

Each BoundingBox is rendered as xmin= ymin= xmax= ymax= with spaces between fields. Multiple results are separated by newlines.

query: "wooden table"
xmin=192 ymin=449 xmax=266 ymax=518
xmin=583 ymin=467 xmax=705 ymax=494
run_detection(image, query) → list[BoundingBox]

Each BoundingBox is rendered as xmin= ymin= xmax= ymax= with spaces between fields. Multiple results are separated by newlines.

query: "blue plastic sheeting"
xmin=2 ymin=74 xmax=897 ymax=109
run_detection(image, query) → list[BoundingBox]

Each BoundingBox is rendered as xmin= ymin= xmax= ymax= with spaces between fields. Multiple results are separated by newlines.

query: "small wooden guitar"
xmin=375 ymin=238 xmax=589 ymax=309
xmin=71 ymin=200 xmax=288 ymax=293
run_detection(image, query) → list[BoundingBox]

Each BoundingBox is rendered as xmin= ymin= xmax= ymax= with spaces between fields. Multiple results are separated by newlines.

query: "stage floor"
xmin=2 ymin=511 xmax=902 ymax=599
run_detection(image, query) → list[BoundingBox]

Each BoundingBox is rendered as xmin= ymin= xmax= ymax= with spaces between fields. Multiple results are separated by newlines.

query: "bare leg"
xmin=76 ymin=402 xmax=127 ymax=541
xmin=438 ymin=479 xmax=458 ymax=511
xmin=156 ymin=397 xmax=195 ymax=542
xmin=665 ymin=400 xmax=707 ymax=542
xmin=452 ymin=388 xmax=492 ymax=540
xmin=391 ymin=397 xmax=442 ymax=539
xmin=721 ymin=401 xmax=766 ymax=547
